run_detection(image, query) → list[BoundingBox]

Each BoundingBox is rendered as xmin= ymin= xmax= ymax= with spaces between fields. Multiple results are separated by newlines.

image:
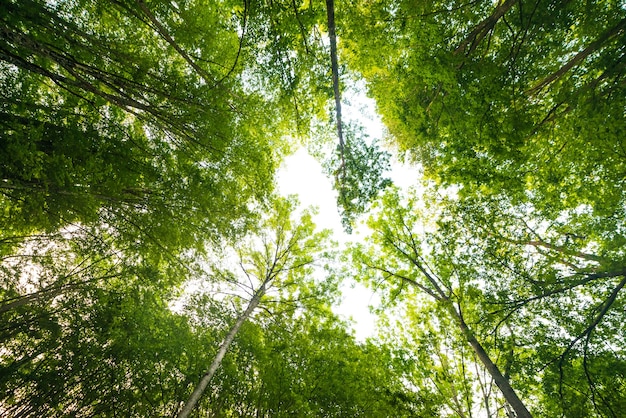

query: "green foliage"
xmin=240 ymin=0 xmax=332 ymax=132
xmin=341 ymin=0 xmax=626 ymax=224
xmin=0 ymin=1 xmax=354 ymax=416
xmin=0 ymin=268 xmax=206 ymax=417
xmin=206 ymin=196 xmax=334 ymax=304
xmin=322 ymin=124 xmax=393 ymax=232
xmin=4 ymin=0 xmax=626 ymax=416
xmin=350 ymin=182 xmax=626 ymax=416
xmin=192 ymin=309 xmax=435 ymax=417
xmin=339 ymin=1 xmax=626 ymax=415
xmin=0 ymin=0 xmax=280 ymax=253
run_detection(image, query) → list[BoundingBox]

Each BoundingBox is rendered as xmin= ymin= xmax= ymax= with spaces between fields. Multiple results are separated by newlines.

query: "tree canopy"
xmin=2 ymin=0 xmax=625 ymax=416
xmin=338 ymin=0 xmax=626 ymax=415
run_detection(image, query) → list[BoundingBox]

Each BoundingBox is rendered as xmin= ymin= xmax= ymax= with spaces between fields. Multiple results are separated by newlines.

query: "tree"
xmin=379 ymin=300 xmax=512 ymax=417
xmin=235 ymin=311 xmax=438 ymax=417
xmin=176 ymin=197 xmax=332 ymax=417
xmin=5 ymin=0 xmax=625 ymax=416
xmin=0 ymin=3 xmax=334 ymax=416
xmin=443 ymin=192 xmax=626 ymax=417
xmin=181 ymin=298 xmax=438 ymax=417
xmin=351 ymin=187 xmax=533 ymax=417
xmin=1 ymin=0 xmax=281 ymax=254
xmin=352 ymin=183 xmax=626 ymax=416
xmin=341 ymin=0 xmax=626 ymax=227
xmin=322 ymin=0 xmax=394 ymax=231
xmin=340 ymin=1 xmax=626 ymax=414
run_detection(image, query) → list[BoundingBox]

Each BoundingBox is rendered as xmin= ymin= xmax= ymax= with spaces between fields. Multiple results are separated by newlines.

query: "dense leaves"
xmin=3 ymin=0 xmax=626 ymax=416
xmin=339 ymin=1 xmax=626 ymax=416
xmin=323 ymin=124 xmax=392 ymax=232
xmin=341 ymin=0 xmax=626 ymax=223
xmin=184 ymin=305 xmax=432 ymax=417
xmin=1 ymin=0 xmax=278 ymax=251
xmin=1 ymin=266 xmax=201 ymax=417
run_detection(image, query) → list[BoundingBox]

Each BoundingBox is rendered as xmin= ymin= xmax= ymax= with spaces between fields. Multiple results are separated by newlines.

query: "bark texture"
xmin=176 ymin=283 xmax=266 ymax=418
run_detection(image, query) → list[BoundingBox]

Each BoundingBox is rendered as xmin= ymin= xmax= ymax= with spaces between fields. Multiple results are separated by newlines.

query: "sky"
xmin=276 ymin=148 xmax=379 ymax=340
xmin=276 ymin=89 xmax=419 ymax=340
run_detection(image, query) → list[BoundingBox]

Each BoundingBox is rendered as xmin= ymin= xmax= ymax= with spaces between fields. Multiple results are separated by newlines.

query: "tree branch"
xmin=363 ymin=260 xmax=443 ymax=301
xmin=560 ymin=274 xmax=626 ymax=361
xmin=454 ymin=0 xmax=519 ymax=57
xmin=135 ymin=0 xmax=214 ymax=85
xmin=527 ymin=17 xmax=626 ymax=96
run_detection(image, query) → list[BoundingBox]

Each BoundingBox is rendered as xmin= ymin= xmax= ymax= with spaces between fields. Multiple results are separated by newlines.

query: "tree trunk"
xmin=1 ymin=283 xmax=80 ymax=314
xmin=176 ymin=283 xmax=266 ymax=418
xmin=448 ymin=304 xmax=533 ymax=418
xmin=397 ymin=252 xmax=533 ymax=416
xmin=325 ymin=0 xmax=344 ymax=151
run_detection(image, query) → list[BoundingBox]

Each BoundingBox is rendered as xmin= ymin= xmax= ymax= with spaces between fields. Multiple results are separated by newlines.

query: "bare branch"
xmin=361 ymin=259 xmax=443 ymax=301
xmin=560 ymin=275 xmax=626 ymax=360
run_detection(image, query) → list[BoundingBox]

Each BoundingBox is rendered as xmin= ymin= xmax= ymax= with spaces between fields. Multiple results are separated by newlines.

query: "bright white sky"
xmin=276 ymin=91 xmax=418 ymax=341
xmin=277 ymin=148 xmax=379 ymax=340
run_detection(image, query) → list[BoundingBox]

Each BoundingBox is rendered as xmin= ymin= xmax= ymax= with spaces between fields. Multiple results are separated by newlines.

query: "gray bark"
xmin=176 ymin=283 xmax=266 ymax=418
xmin=447 ymin=303 xmax=533 ymax=418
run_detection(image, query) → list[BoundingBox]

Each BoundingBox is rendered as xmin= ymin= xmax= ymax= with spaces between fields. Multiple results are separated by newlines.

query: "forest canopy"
xmin=1 ymin=0 xmax=625 ymax=417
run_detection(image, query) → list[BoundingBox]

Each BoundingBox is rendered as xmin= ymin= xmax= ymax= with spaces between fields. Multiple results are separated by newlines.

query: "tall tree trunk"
xmin=447 ymin=303 xmax=533 ymax=418
xmin=402 ymin=267 xmax=533 ymax=417
xmin=325 ymin=0 xmax=344 ymax=152
xmin=394 ymin=244 xmax=533 ymax=416
xmin=176 ymin=283 xmax=267 ymax=418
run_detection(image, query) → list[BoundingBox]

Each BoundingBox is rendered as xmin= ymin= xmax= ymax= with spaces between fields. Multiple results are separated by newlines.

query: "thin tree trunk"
xmin=448 ymin=303 xmax=533 ymax=418
xmin=388 ymin=231 xmax=533 ymax=416
xmin=176 ymin=283 xmax=267 ymax=418
xmin=400 ymin=266 xmax=534 ymax=417
xmin=325 ymin=0 xmax=344 ymax=152
xmin=325 ymin=0 xmax=348 ymax=197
